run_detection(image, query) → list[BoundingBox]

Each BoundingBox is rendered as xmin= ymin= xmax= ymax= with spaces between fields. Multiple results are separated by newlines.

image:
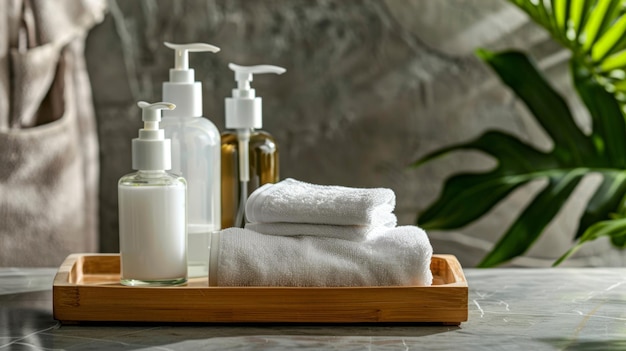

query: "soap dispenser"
xmin=160 ymin=42 xmax=221 ymax=278
xmin=221 ymin=63 xmax=286 ymax=228
xmin=118 ymin=101 xmax=187 ymax=286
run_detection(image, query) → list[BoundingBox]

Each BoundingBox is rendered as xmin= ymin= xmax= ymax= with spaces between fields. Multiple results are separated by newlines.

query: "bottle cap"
xmin=163 ymin=42 xmax=220 ymax=117
xmin=132 ymin=101 xmax=176 ymax=171
xmin=225 ymin=63 xmax=286 ymax=129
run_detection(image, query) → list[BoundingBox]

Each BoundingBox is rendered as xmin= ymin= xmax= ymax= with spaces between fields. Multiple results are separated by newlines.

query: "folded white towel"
xmin=213 ymin=226 xmax=433 ymax=287
xmin=244 ymin=221 xmax=395 ymax=241
xmin=245 ymin=178 xmax=397 ymax=226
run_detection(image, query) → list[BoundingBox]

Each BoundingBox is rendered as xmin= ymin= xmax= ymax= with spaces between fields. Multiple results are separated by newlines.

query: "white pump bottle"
xmin=118 ymin=101 xmax=187 ymax=287
xmin=222 ymin=63 xmax=286 ymax=228
xmin=160 ymin=42 xmax=221 ymax=278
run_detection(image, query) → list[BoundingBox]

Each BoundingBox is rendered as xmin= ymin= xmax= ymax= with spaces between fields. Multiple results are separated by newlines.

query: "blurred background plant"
xmin=414 ymin=0 xmax=626 ymax=267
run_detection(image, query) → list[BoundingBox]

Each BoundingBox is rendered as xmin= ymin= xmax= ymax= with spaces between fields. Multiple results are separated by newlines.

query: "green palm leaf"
xmin=414 ymin=0 xmax=626 ymax=266
xmin=554 ymin=215 xmax=626 ymax=266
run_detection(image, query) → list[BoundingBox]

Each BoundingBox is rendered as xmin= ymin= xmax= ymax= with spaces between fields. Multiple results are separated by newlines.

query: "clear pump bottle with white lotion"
xmin=118 ymin=101 xmax=187 ymax=287
xmin=221 ymin=63 xmax=286 ymax=228
xmin=160 ymin=42 xmax=221 ymax=278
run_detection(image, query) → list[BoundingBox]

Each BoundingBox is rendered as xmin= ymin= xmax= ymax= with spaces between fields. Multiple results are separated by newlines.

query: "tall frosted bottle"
xmin=221 ymin=63 xmax=286 ymax=228
xmin=118 ymin=101 xmax=187 ymax=286
xmin=160 ymin=42 xmax=221 ymax=278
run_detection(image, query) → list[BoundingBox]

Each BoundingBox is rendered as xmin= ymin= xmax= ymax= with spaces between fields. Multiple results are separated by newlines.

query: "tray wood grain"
xmin=53 ymin=254 xmax=468 ymax=324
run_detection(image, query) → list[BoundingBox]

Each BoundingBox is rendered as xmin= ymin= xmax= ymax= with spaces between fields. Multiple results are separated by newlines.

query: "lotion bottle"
xmin=221 ymin=63 xmax=286 ymax=228
xmin=160 ymin=42 xmax=221 ymax=278
xmin=118 ymin=101 xmax=187 ymax=286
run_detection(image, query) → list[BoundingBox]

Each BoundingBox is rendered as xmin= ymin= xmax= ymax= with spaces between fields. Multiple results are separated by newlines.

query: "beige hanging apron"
xmin=0 ymin=0 xmax=106 ymax=266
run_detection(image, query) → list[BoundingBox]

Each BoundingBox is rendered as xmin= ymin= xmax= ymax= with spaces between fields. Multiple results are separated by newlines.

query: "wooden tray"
xmin=53 ymin=254 xmax=468 ymax=324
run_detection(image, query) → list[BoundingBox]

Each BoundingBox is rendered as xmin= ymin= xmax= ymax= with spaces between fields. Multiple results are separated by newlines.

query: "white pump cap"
xmin=162 ymin=42 xmax=220 ymax=118
xmin=225 ymin=63 xmax=286 ymax=129
xmin=132 ymin=101 xmax=176 ymax=171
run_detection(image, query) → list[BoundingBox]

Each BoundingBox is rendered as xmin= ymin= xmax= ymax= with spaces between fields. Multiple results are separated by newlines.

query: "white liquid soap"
xmin=118 ymin=101 xmax=188 ymax=286
xmin=118 ymin=179 xmax=186 ymax=281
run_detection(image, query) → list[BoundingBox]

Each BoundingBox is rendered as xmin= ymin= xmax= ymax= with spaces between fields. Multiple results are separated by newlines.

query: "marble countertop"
xmin=2 ymin=267 xmax=626 ymax=350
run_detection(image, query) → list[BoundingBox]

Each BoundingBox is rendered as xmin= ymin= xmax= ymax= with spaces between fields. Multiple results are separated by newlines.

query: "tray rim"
xmin=53 ymin=253 xmax=468 ymax=324
xmin=53 ymin=253 xmax=467 ymax=289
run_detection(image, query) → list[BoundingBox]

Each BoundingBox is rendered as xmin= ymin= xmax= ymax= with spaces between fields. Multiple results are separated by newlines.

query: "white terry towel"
xmin=245 ymin=221 xmax=395 ymax=242
xmin=245 ymin=178 xmax=397 ymax=227
xmin=213 ymin=226 xmax=433 ymax=287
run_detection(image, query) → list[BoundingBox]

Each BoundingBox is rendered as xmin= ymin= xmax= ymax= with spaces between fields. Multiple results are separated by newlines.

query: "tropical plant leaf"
xmin=414 ymin=0 xmax=626 ymax=266
xmin=552 ymin=0 xmax=570 ymax=32
xmin=513 ymin=0 xmax=626 ymax=90
xmin=582 ymin=0 xmax=623 ymax=52
xmin=600 ymin=49 xmax=626 ymax=72
xmin=571 ymin=60 xmax=626 ymax=167
xmin=570 ymin=58 xmax=626 ymax=239
xmin=613 ymin=78 xmax=626 ymax=92
xmin=554 ymin=216 xmax=626 ymax=266
xmin=568 ymin=0 xmax=593 ymax=43
xmin=415 ymin=48 xmax=626 ymax=266
xmin=475 ymin=50 xmax=596 ymax=164
xmin=415 ymin=50 xmax=596 ymax=265
xmin=479 ymin=170 xmax=586 ymax=267
xmin=414 ymin=131 xmax=551 ymax=230
xmin=592 ymin=12 xmax=626 ymax=61
xmin=575 ymin=173 xmax=626 ymax=239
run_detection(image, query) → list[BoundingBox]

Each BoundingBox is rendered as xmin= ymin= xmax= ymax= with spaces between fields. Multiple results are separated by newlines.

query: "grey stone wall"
xmin=87 ymin=0 xmax=626 ymax=267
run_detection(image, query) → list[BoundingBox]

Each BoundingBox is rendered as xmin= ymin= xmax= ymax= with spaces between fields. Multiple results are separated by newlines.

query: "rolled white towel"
xmin=244 ymin=221 xmax=396 ymax=242
xmin=211 ymin=226 xmax=433 ymax=287
xmin=245 ymin=178 xmax=397 ymax=226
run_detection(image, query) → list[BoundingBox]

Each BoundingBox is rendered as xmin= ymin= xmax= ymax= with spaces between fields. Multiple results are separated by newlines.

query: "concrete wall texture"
xmin=86 ymin=0 xmax=626 ymax=267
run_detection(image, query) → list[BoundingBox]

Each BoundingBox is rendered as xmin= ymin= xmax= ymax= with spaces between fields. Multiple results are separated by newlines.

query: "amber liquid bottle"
xmin=221 ymin=63 xmax=285 ymax=228
xmin=221 ymin=130 xmax=279 ymax=228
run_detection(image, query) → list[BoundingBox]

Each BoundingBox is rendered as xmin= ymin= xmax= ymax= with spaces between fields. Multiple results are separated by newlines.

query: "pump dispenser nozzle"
xmin=225 ymin=63 xmax=286 ymax=130
xmin=224 ymin=63 xmax=286 ymax=227
xmin=225 ymin=63 xmax=286 ymax=184
xmin=133 ymin=101 xmax=176 ymax=171
xmin=138 ymin=101 xmax=175 ymax=125
xmin=229 ymin=63 xmax=286 ymax=91
xmin=162 ymin=42 xmax=220 ymax=117
xmin=164 ymin=42 xmax=220 ymax=80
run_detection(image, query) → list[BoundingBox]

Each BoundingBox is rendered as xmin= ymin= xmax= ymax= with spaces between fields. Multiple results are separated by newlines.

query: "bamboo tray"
xmin=53 ymin=254 xmax=468 ymax=324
